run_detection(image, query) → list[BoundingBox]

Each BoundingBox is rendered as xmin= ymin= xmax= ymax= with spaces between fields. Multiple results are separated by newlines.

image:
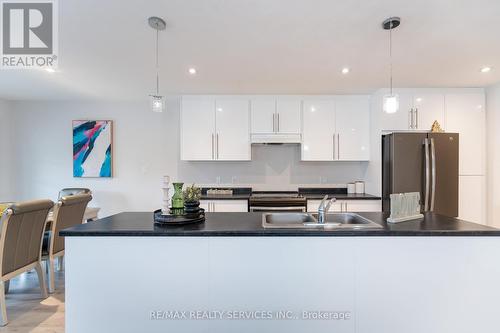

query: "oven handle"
xmin=250 ymin=206 xmax=306 ymax=212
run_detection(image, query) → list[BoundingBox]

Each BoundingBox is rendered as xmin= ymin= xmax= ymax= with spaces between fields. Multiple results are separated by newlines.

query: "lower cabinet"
xmin=458 ymin=175 xmax=486 ymax=225
xmin=307 ymin=200 xmax=381 ymax=213
xmin=200 ymin=200 xmax=248 ymax=212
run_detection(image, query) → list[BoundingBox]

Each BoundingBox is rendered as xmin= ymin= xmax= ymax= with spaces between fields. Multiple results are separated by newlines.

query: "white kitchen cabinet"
xmin=276 ymin=98 xmax=302 ymax=134
xmin=412 ymin=93 xmax=445 ymax=131
xmin=200 ymin=200 xmax=248 ymax=212
xmin=181 ymin=97 xmax=250 ymax=161
xmin=301 ymin=97 xmax=370 ymax=161
xmin=215 ymin=100 xmax=251 ymax=161
xmin=181 ymin=98 xmax=216 ymax=161
xmin=379 ymin=92 xmax=414 ymax=130
xmin=307 ymin=199 xmax=381 ymax=213
xmin=445 ymin=93 xmax=486 ymax=175
xmin=342 ymin=200 xmax=381 ymax=212
xmin=379 ymin=91 xmax=444 ymax=131
xmin=301 ymin=100 xmax=336 ymax=161
xmin=458 ymin=175 xmax=486 ymax=225
xmin=250 ymin=97 xmax=301 ymax=143
xmin=250 ymin=98 xmax=275 ymax=134
xmin=336 ymin=97 xmax=370 ymax=161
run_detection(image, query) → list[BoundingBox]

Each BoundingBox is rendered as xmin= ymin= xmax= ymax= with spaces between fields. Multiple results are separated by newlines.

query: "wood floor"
xmin=0 ymin=268 xmax=65 ymax=332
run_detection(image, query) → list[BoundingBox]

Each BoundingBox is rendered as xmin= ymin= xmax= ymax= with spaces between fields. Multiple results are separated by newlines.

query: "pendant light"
xmin=148 ymin=16 xmax=166 ymax=113
xmin=382 ymin=17 xmax=401 ymax=114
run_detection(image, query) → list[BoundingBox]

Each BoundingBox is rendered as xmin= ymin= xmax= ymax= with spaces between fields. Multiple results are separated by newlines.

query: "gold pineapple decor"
xmin=431 ymin=120 xmax=444 ymax=133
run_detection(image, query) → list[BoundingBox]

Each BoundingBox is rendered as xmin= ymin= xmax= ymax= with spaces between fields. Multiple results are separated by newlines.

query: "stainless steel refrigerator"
xmin=382 ymin=132 xmax=459 ymax=217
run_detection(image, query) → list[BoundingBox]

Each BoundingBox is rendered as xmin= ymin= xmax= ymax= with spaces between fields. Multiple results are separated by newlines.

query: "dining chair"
xmin=0 ymin=199 xmax=53 ymax=326
xmin=43 ymin=193 xmax=92 ymax=293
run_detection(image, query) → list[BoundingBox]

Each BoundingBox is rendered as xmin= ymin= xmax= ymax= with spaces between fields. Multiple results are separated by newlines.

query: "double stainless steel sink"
xmin=262 ymin=212 xmax=383 ymax=230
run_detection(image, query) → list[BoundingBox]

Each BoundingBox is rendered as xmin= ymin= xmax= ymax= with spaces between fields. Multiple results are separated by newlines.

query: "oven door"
xmin=249 ymin=206 xmax=306 ymax=213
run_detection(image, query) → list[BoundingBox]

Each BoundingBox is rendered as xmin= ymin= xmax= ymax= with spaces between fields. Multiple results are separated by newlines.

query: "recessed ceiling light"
xmin=480 ymin=67 xmax=492 ymax=73
xmin=341 ymin=67 xmax=350 ymax=74
xmin=188 ymin=68 xmax=197 ymax=75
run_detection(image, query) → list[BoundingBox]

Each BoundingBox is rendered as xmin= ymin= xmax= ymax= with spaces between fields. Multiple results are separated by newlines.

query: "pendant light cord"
xmin=155 ymin=28 xmax=159 ymax=95
xmin=389 ymin=22 xmax=393 ymax=96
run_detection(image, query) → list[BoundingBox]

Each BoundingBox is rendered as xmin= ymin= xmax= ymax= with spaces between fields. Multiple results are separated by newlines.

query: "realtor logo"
xmin=1 ymin=0 xmax=58 ymax=69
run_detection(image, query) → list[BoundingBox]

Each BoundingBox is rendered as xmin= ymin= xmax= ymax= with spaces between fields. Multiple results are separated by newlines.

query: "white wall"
xmin=0 ymin=100 xmax=12 ymax=202
xmin=9 ymin=100 xmax=368 ymax=217
xmin=486 ymin=83 xmax=500 ymax=227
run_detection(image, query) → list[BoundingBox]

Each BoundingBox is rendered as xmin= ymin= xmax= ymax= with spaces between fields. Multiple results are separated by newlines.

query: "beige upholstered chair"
xmin=0 ymin=199 xmax=53 ymax=326
xmin=43 ymin=194 xmax=92 ymax=293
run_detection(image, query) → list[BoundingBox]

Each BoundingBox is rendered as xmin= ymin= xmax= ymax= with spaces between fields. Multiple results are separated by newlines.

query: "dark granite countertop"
xmin=303 ymin=193 xmax=381 ymax=200
xmin=299 ymin=187 xmax=381 ymax=200
xmin=200 ymin=194 xmax=251 ymax=200
xmin=200 ymin=187 xmax=251 ymax=200
xmin=60 ymin=212 xmax=500 ymax=237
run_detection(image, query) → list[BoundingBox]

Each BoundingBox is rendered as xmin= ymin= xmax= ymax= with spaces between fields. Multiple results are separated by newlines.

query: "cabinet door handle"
xmin=216 ymin=133 xmax=219 ymax=160
xmin=332 ymin=134 xmax=336 ymax=160
xmin=337 ymin=134 xmax=340 ymax=160
xmin=415 ymin=108 xmax=418 ymax=129
xmin=408 ymin=109 xmax=413 ymax=129
xmin=277 ymin=113 xmax=280 ymax=132
xmin=211 ymin=134 xmax=215 ymax=160
xmin=273 ymin=114 xmax=276 ymax=132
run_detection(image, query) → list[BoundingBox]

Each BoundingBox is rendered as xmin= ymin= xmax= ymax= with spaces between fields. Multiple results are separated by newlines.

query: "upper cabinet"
xmin=336 ymin=96 xmax=370 ymax=161
xmin=380 ymin=91 xmax=445 ymax=131
xmin=445 ymin=93 xmax=486 ymax=175
xmin=181 ymin=97 xmax=250 ymax=161
xmin=412 ymin=93 xmax=445 ymax=131
xmin=276 ymin=97 xmax=302 ymax=134
xmin=302 ymin=100 xmax=336 ymax=161
xmin=301 ymin=96 xmax=370 ymax=161
xmin=250 ymin=97 xmax=301 ymax=143
xmin=250 ymin=98 xmax=275 ymax=134
xmin=215 ymin=100 xmax=251 ymax=161
xmin=181 ymin=98 xmax=216 ymax=161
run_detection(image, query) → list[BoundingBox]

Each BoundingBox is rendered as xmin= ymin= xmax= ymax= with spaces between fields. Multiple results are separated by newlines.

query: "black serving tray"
xmin=153 ymin=208 xmax=205 ymax=226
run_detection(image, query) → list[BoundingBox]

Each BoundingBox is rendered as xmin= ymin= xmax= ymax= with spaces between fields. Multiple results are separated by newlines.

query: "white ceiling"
xmin=1 ymin=0 xmax=500 ymax=100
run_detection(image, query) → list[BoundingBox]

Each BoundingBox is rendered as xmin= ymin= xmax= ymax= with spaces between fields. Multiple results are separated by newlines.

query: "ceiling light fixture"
xmin=480 ymin=67 xmax=492 ymax=73
xmin=45 ymin=68 xmax=56 ymax=73
xmin=342 ymin=67 xmax=350 ymax=74
xmin=188 ymin=67 xmax=197 ymax=75
xmin=148 ymin=16 xmax=166 ymax=113
xmin=382 ymin=17 xmax=401 ymax=114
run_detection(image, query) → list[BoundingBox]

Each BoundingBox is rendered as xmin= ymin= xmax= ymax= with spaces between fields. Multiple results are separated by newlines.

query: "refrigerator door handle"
xmin=430 ymin=138 xmax=436 ymax=212
xmin=424 ymin=138 xmax=430 ymax=212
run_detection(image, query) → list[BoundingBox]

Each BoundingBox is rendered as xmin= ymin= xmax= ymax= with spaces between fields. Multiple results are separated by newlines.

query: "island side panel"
xmin=354 ymin=237 xmax=500 ymax=332
xmin=65 ymin=236 xmax=500 ymax=333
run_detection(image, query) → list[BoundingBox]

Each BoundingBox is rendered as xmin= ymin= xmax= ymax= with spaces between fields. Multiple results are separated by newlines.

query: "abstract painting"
xmin=73 ymin=120 xmax=112 ymax=178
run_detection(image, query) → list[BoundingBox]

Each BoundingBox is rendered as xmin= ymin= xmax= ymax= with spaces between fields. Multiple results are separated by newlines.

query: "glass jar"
xmin=171 ymin=182 xmax=184 ymax=209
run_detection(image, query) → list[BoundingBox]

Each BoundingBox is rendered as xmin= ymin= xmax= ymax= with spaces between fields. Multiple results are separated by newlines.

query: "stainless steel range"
xmin=249 ymin=192 xmax=307 ymax=213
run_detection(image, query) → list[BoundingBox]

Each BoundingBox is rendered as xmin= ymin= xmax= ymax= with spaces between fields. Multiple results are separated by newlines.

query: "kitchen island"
xmin=61 ymin=212 xmax=500 ymax=333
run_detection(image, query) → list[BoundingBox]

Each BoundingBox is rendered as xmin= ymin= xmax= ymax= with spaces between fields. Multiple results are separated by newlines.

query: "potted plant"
xmin=183 ymin=184 xmax=202 ymax=214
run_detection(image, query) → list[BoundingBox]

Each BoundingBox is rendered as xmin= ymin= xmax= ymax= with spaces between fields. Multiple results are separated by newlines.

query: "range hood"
xmin=251 ymin=133 xmax=302 ymax=144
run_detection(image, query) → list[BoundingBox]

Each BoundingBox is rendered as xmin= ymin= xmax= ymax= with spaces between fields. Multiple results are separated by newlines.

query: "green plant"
xmin=183 ymin=184 xmax=201 ymax=203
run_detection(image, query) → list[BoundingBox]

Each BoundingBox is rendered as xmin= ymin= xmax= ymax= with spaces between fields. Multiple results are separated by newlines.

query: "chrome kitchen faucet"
xmin=317 ymin=195 xmax=336 ymax=224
